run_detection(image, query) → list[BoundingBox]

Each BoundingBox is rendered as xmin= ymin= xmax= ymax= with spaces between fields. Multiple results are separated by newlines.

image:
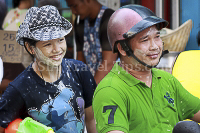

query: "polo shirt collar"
xmin=151 ymin=68 xmax=162 ymax=79
xmin=111 ymin=62 xmax=162 ymax=86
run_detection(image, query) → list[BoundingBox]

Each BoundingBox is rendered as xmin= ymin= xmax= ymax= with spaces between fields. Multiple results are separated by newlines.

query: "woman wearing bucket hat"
xmin=0 ymin=5 xmax=97 ymax=133
xmin=92 ymin=4 xmax=200 ymax=133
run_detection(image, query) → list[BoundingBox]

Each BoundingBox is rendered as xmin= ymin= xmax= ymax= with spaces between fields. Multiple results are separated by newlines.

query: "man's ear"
xmin=117 ymin=43 xmax=127 ymax=56
xmin=25 ymin=42 xmax=34 ymax=55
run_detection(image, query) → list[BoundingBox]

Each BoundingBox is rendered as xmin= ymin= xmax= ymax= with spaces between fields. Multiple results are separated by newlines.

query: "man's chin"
xmin=145 ymin=61 xmax=160 ymax=68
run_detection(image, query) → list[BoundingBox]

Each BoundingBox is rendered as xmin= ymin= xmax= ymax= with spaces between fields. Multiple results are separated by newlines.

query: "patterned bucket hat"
xmin=16 ymin=5 xmax=72 ymax=46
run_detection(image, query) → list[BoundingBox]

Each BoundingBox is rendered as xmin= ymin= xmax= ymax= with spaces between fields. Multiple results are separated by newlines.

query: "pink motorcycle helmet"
xmin=107 ymin=4 xmax=168 ymax=53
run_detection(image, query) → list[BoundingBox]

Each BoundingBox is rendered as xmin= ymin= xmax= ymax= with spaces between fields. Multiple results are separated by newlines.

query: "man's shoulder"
xmin=96 ymin=71 xmax=127 ymax=92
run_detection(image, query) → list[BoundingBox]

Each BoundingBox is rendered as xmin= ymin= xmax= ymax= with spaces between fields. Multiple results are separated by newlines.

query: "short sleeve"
xmin=0 ymin=85 xmax=26 ymax=128
xmin=93 ymin=87 xmax=129 ymax=133
xmin=174 ymin=77 xmax=200 ymax=120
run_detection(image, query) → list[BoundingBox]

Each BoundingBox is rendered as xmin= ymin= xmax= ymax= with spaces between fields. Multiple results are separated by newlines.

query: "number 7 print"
xmin=103 ymin=105 xmax=118 ymax=124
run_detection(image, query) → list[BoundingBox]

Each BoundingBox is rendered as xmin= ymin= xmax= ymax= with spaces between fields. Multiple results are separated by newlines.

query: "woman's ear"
xmin=25 ymin=42 xmax=34 ymax=55
xmin=117 ymin=43 xmax=127 ymax=56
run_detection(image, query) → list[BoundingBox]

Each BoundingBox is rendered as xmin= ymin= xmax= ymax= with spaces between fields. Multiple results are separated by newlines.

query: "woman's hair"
xmin=23 ymin=38 xmax=38 ymax=58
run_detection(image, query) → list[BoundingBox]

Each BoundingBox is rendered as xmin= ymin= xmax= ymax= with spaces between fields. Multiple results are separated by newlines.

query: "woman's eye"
xmin=44 ymin=43 xmax=51 ymax=47
xmin=59 ymin=38 xmax=65 ymax=43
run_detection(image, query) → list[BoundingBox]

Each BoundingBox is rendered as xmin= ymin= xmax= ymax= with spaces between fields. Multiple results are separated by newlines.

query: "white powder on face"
xmin=33 ymin=47 xmax=65 ymax=67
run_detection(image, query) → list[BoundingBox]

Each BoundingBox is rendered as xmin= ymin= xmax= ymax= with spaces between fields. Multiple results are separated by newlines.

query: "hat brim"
xmin=17 ymin=17 xmax=72 ymax=45
xmin=123 ymin=16 xmax=168 ymax=38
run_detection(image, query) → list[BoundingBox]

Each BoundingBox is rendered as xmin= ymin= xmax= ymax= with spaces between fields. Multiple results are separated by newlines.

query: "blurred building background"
xmin=3 ymin=0 xmax=200 ymax=59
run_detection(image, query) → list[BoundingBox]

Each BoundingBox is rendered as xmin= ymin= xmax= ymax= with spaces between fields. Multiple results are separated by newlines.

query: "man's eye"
xmin=156 ymin=35 xmax=160 ymax=38
xmin=142 ymin=39 xmax=148 ymax=42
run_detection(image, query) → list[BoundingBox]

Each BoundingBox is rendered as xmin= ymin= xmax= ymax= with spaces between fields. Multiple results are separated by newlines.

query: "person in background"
xmin=0 ymin=0 xmax=34 ymax=95
xmin=66 ymin=0 xmax=118 ymax=84
xmin=0 ymin=0 xmax=25 ymax=96
xmin=92 ymin=4 xmax=200 ymax=133
xmin=2 ymin=0 xmax=35 ymax=68
xmin=38 ymin=0 xmax=61 ymax=14
xmin=0 ymin=5 xmax=96 ymax=133
xmin=0 ymin=0 xmax=7 ymax=30
xmin=2 ymin=0 xmax=34 ymax=31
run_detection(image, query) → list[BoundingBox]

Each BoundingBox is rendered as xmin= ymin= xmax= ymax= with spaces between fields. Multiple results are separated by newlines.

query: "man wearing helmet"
xmin=92 ymin=4 xmax=200 ymax=133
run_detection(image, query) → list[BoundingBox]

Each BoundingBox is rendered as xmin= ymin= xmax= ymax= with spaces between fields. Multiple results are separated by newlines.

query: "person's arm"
xmin=94 ymin=51 xmax=117 ymax=84
xmin=93 ymin=86 xmax=129 ymax=133
xmin=173 ymin=75 xmax=200 ymax=121
xmin=77 ymin=51 xmax=86 ymax=63
xmin=0 ymin=127 xmax=4 ymax=133
xmin=94 ymin=9 xmax=118 ymax=84
xmin=190 ymin=110 xmax=200 ymax=122
xmin=0 ymin=79 xmax=12 ymax=91
xmin=85 ymin=106 xmax=97 ymax=133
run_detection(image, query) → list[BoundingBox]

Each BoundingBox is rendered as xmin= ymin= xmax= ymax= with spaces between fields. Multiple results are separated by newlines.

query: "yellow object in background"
xmin=172 ymin=50 xmax=200 ymax=98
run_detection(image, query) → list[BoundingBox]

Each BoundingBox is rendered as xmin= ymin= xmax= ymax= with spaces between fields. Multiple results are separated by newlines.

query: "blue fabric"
xmin=0 ymin=59 xmax=96 ymax=133
xmin=83 ymin=6 xmax=107 ymax=76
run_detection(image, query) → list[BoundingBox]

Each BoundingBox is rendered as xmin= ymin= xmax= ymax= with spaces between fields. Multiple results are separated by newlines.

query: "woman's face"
xmin=33 ymin=37 xmax=66 ymax=67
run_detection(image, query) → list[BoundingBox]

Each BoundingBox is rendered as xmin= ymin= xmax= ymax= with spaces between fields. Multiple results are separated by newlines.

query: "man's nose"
xmin=150 ymin=39 xmax=159 ymax=50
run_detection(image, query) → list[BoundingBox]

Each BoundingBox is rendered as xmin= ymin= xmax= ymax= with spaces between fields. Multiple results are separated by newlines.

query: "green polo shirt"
xmin=92 ymin=63 xmax=200 ymax=133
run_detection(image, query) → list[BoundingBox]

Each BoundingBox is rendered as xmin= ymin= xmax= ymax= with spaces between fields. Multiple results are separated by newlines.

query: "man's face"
xmin=66 ymin=0 xmax=89 ymax=20
xmin=130 ymin=25 xmax=163 ymax=67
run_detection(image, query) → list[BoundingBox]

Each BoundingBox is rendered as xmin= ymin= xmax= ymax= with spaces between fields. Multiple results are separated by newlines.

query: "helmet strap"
xmin=119 ymin=40 xmax=167 ymax=68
